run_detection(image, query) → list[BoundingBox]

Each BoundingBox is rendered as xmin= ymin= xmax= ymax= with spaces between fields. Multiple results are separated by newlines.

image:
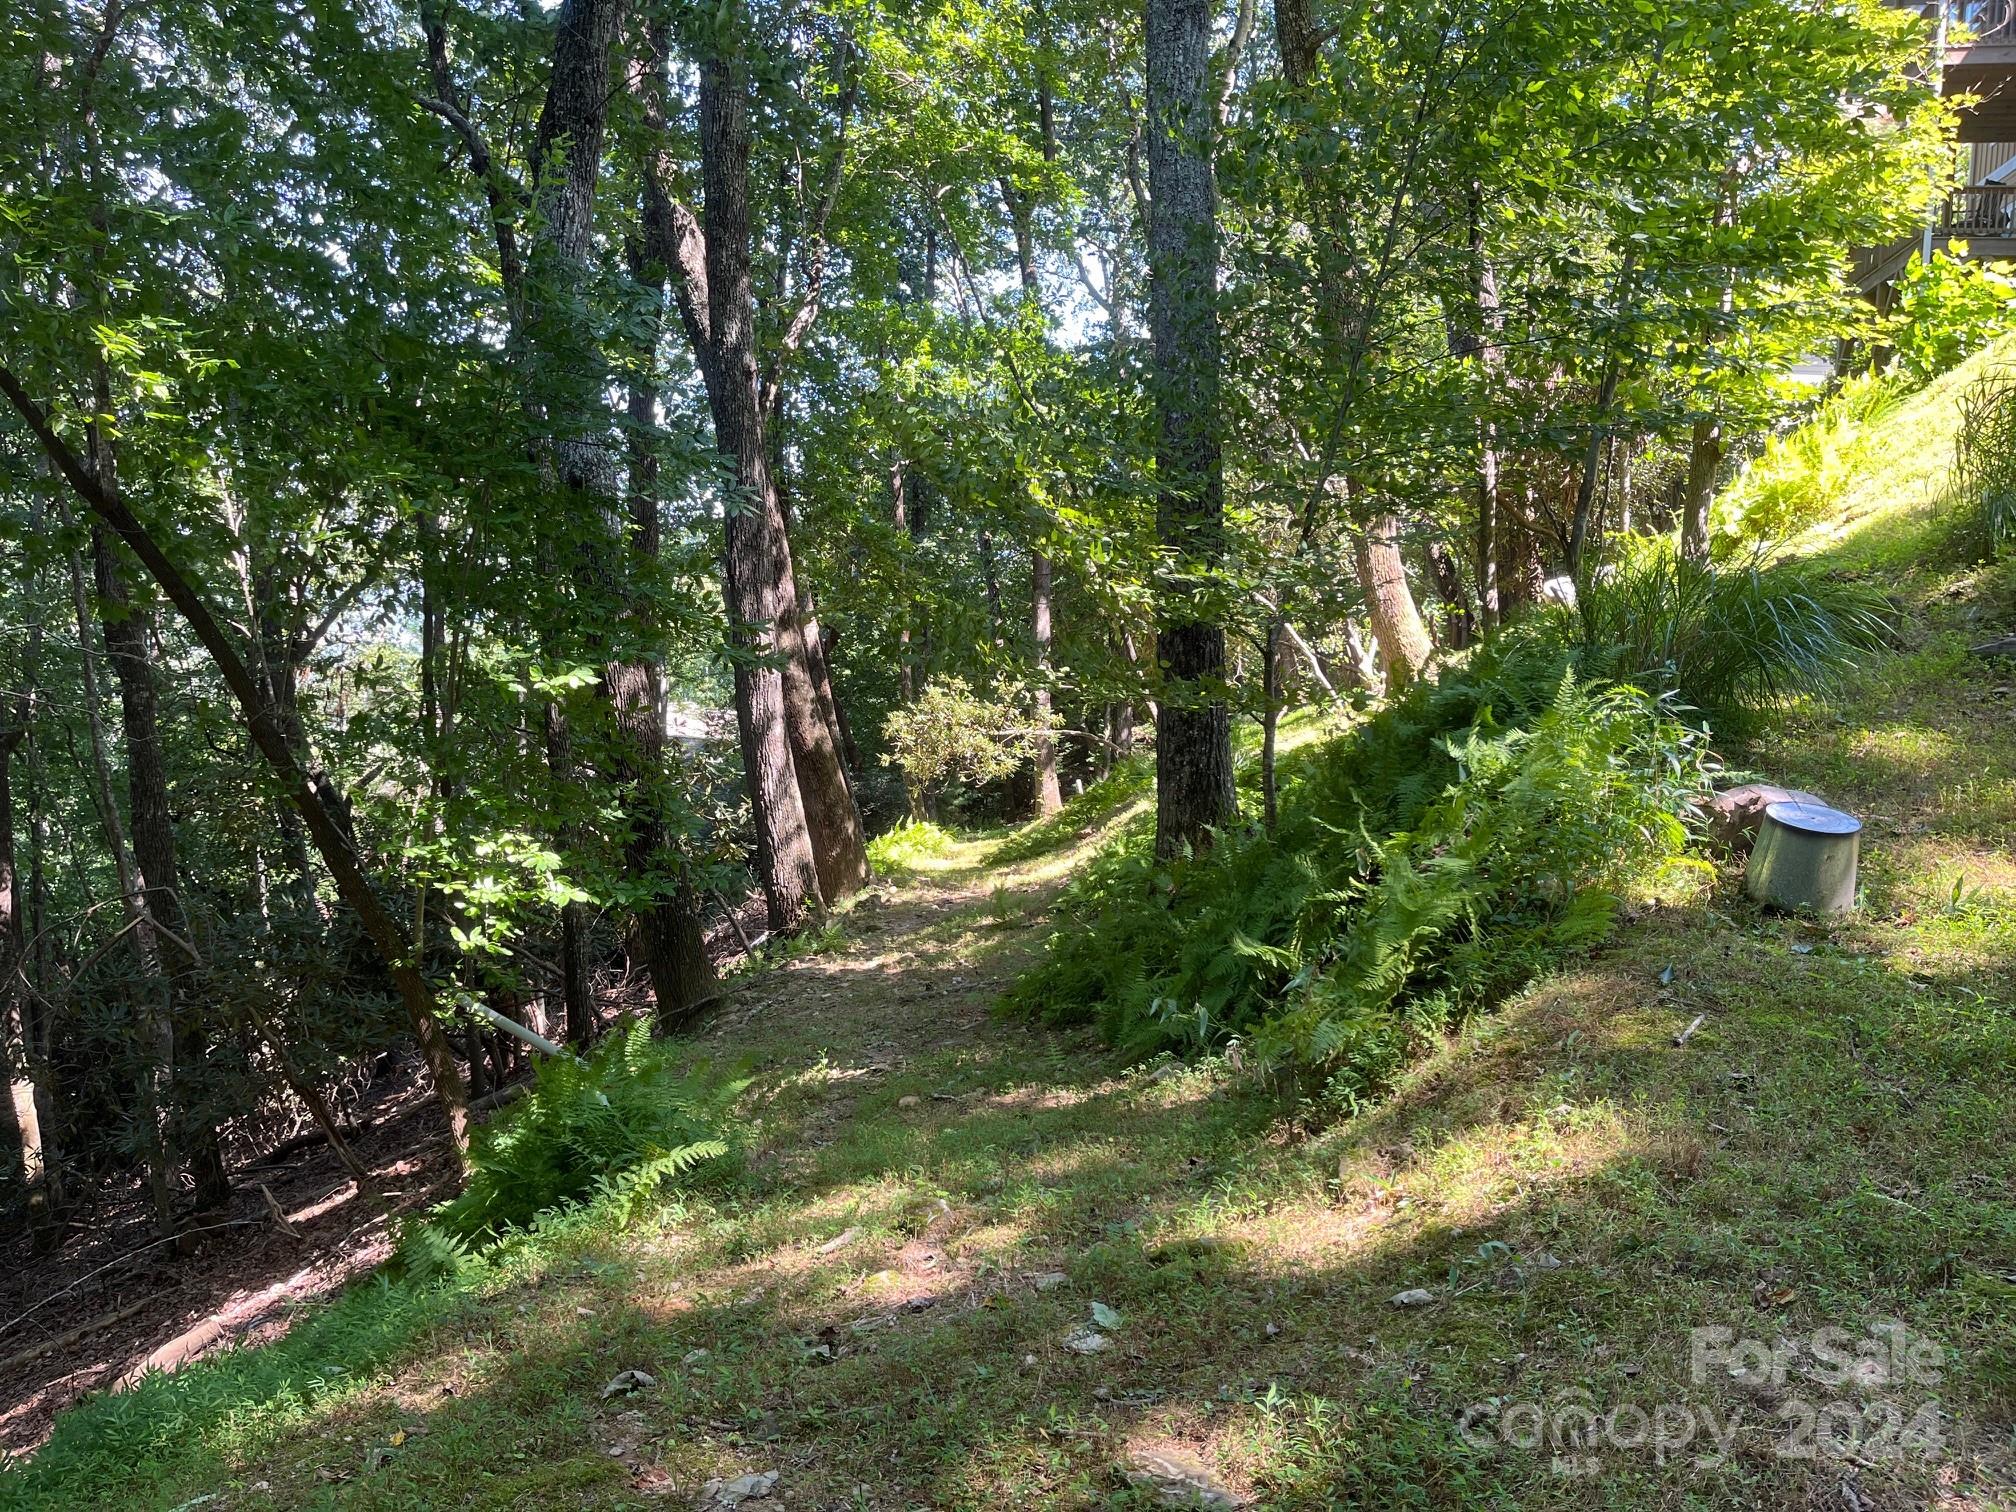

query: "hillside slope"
xmin=5 ymin=370 xmax=2015 ymax=1510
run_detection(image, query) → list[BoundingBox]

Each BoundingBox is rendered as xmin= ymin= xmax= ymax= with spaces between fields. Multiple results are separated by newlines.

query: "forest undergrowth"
xmin=6 ymin=369 xmax=2016 ymax=1510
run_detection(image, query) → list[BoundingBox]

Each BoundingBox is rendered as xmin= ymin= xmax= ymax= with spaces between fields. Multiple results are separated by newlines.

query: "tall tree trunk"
xmin=1259 ymin=617 xmax=1283 ymax=832
xmin=514 ymin=0 xmax=719 ymax=1029
xmin=542 ymin=702 xmax=598 ymax=1041
xmin=1679 ymin=170 xmax=1739 ymax=567
xmin=697 ymin=22 xmax=824 ymax=930
xmin=2 ymin=519 xmax=60 ymax=1243
xmin=92 ymin=525 xmax=230 ymax=1212
xmin=0 ymin=753 xmax=55 ymax=1249
xmin=816 ymin=625 xmax=863 ymax=775
xmin=1680 ymin=415 xmax=1720 ymax=563
xmin=1002 ymin=175 xmax=1064 ymax=819
xmin=1115 ymin=628 xmax=1143 ymax=757
xmin=892 ymin=456 xmax=918 ymax=710
xmin=617 ymin=345 xmax=717 ymax=1029
xmin=1568 ymin=249 xmax=1637 ymax=578
xmin=1426 ymin=541 xmax=1475 ymax=650
xmin=1145 ymin=0 xmax=1237 ymax=860
xmin=247 ymin=566 xmax=317 ymax=907
xmin=1277 ymin=0 xmax=1433 ymax=687
xmin=630 ymin=9 xmax=858 ymax=923
xmin=523 ymin=0 xmax=627 ymax=1041
xmin=64 ymin=531 xmax=177 ymax=1234
xmin=1467 ymin=185 xmax=1504 ymax=631
xmin=1353 ymin=510 xmax=1434 ymax=690
xmin=769 ymin=486 xmax=870 ymax=902
xmin=0 ymin=726 xmax=32 ymax=1210
xmin=979 ymin=530 xmax=1004 ymax=645
xmin=18 ymin=687 xmax=62 ymax=1238
xmin=762 ymin=403 xmax=871 ymax=890
xmin=797 ymin=595 xmax=854 ymax=782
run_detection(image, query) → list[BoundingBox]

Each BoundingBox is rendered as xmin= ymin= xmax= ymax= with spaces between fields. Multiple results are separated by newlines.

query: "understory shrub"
xmin=1890 ymin=246 xmax=2016 ymax=385
xmin=865 ymin=817 xmax=960 ymax=874
xmin=401 ymin=1023 xmax=741 ymax=1274
xmin=1010 ymin=633 xmax=1712 ymax=1103
xmin=1575 ymin=541 xmax=1893 ymax=734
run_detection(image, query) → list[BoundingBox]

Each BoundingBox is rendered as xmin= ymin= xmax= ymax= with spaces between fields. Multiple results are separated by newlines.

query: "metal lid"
xmin=1764 ymin=800 xmax=1862 ymax=837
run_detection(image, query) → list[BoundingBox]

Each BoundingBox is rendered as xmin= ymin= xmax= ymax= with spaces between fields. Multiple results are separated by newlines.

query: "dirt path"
xmin=0 ymin=831 xmax=1076 ymax=1466
xmin=700 ymin=854 xmax=1055 ymax=1063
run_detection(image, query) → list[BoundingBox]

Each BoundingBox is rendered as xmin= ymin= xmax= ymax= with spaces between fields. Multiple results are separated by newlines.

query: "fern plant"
xmin=1010 ymin=635 xmax=1712 ymax=1101
xmin=402 ymin=1022 xmax=742 ymax=1271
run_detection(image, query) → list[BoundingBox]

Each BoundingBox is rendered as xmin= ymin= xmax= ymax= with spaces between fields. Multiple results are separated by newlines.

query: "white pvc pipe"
xmin=457 ymin=993 xmax=580 ymax=1062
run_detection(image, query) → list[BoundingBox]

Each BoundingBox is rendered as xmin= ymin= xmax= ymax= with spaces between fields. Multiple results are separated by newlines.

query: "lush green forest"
xmin=2 ymin=0 xmax=2015 ymax=1504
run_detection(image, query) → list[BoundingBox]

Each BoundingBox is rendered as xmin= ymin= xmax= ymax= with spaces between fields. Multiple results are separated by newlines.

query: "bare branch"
xmin=629 ymin=19 xmax=713 ymax=365
xmin=1217 ymin=0 xmax=1257 ymax=125
xmin=760 ymin=38 xmax=861 ymax=420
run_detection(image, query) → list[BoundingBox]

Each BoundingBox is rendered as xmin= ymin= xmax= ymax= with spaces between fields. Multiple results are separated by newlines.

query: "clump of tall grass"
xmin=865 ymin=817 xmax=960 ymax=875
xmin=1953 ymin=365 xmax=2016 ymax=555
xmin=1574 ymin=541 xmax=1893 ymax=734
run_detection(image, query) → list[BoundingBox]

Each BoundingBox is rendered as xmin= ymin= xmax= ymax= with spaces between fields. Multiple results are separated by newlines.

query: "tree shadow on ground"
xmin=20 ymin=877 xmax=2013 ymax=1509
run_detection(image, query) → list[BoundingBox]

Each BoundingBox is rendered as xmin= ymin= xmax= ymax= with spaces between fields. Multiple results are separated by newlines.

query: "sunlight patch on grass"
xmin=1782 ymin=334 xmax=2016 ymax=566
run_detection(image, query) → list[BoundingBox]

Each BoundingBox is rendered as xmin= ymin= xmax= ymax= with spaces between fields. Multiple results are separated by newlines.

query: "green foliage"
xmin=1714 ymin=374 xmax=1904 ymax=546
xmin=1010 ymin=636 xmax=1711 ymax=1098
xmin=1952 ymin=365 xmax=2016 ymax=555
xmin=882 ymin=677 xmax=1060 ymax=795
xmin=402 ymin=1024 xmax=741 ymax=1271
xmin=864 ymin=818 xmax=960 ymax=875
xmin=1575 ymin=541 xmax=1894 ymax=732
xmin=1891 ymin=248 xmax=2016 ymax=385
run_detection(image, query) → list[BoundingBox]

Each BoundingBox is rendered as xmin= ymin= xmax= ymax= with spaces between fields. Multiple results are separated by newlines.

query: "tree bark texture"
xmin=697 ymin=27 xmax=824 ymax=930
xmin=1275 ymin=0 xmax=1434 ymax=688
xmin=1353 ymin=511 xmax=1434 ymax=691
xmin=1680 ymin=415 xmax=1720 ymax=564
xmin=527 ymin=0 xmax=725 ymax=1022
xmin=92 ymin=526 xmax=230 ymax=1212
xmin=1145 ymin=0 xmax=1237 ymax=860
xmin=618 ymin=353 xmax=719 ymax=1029
xmin=0 ymin=541 xmax=60 ymax=1241
xmin=1030 ymin=551 xmax=1064 ymax=817
xmin=66 ymin=530 xmax=176 ymax=1233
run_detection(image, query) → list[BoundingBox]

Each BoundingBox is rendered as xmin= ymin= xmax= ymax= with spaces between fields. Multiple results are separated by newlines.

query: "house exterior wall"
xmin=1973 ymin=141 xmax=2016 ymax=181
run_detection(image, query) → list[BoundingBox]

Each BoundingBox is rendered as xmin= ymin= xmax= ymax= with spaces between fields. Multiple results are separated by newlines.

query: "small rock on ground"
xmin=600 ymin=1369 xmax=657 ymax=1399
xmin=698 ymin=1469 xmax=779 ymax=1509
xmin=1125 ymin=1447 xmax=1242 ymax=1508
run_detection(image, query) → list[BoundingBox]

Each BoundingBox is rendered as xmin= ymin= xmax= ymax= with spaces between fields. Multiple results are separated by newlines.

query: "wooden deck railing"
xmin=1944 ymin=184 xmax=2016 ymax=237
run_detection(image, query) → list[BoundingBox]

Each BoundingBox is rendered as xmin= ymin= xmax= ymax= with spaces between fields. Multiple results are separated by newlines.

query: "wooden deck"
xmin=1855 ymin=187 xmax=2016 ymax=292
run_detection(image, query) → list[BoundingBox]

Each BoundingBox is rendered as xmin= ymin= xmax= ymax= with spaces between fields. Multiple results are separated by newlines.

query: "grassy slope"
xmin=7 ymin=361 xmax=2016 ymax=1509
